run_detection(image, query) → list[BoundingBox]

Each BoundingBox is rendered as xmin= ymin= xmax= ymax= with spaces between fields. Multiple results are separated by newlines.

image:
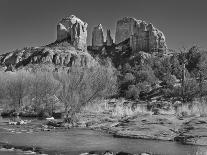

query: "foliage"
xmin=4 ymin=71 xmax=32 ymax=111
xmin=53 ymin=62 xmax=117 ymax=123
xmin=125 ymin=85 xmax=140 ymax=100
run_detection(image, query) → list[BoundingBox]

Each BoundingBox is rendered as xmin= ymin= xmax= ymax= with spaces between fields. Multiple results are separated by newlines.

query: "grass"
xmin=81 ymin=97 xmax=207 ymax=119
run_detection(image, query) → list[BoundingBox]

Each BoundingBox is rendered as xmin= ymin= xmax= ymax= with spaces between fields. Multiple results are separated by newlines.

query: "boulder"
xmin=57 ymin=15 xmax=88 ymax=50
xmin=92 ymin=24 xmax=104 ymax=48
xmin=115 ymin=17 xmax=167 ymax=53
xmin=106 ymin=29 xmax=113 ymax=46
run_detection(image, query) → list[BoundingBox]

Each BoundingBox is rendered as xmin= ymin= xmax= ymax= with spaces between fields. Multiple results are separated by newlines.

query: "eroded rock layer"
xmin=0 ymin=43 xmax=96 ymax=71
xmin=115 ymin=17 xmax=167 ymax=53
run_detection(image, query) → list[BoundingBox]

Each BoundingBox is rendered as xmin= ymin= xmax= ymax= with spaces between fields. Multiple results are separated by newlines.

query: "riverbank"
xmin=75 ymin=101 xmax=207 ymax=146
xmin=2 ymin=98 xmax=207 ymax=147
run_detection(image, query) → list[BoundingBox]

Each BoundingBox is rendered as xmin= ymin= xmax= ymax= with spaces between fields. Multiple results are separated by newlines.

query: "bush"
xmin=125 ymin=85 xmax=140 ymax=100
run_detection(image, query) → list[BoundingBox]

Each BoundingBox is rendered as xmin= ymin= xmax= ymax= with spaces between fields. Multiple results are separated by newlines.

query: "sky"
xmin=0 ymin=0 xmax=207 ymax=53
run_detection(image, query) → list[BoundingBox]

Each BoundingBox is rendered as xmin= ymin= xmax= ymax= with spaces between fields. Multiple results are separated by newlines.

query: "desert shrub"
xmin=162 ymin=74 xmax=178 ymax=88
xmin=186 ymin=46 xmax=201 ymax=74
xmin=125 ymin=85 xmax=140 ymax=100
xmin=136 ymin=81 xmax=151 ymax=93
xmin=184 ymin=78 xmax=199 ymax=97
xmin=134 ymin=64 xmax=157 ymax=85
xmin=166 ymin=78 xmax=199 ymax=102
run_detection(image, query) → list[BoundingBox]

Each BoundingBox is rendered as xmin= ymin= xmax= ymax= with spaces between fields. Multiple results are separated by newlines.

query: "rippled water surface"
xmin=0 ymin=117 xmax=207 ymax=155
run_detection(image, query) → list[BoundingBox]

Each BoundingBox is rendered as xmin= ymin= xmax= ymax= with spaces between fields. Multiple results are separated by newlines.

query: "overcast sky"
xmin=0 ymin=0 xmax=206 ymax=52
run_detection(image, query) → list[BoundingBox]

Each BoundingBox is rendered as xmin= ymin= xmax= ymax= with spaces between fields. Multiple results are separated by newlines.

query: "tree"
xmin=29 ymin=71 xmax=60 ymax=116
xmin=5 ymin=70 xmax=31 ymax=111
xmin=53 ymin=64 xmax=117 ymax=123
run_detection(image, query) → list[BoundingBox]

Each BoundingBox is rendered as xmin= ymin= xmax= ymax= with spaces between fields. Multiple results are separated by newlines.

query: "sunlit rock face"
xmin=115 ymin=17 xmax=167 ymax=52
xmin=57 ymin=15 xmax=88 ymax=50
xmin=106 ymin=29 xmax=113 ymax=46
xmin=92 ymin=24 xmax=104 ymax=48
xmin=0 ymin=45 xmax=96 ymax=71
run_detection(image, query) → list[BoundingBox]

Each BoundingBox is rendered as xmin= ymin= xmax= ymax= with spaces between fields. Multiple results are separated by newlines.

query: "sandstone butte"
xmin=91 ymin=17 xmax=167 ymax=53
xmin=0 ymin=15 xmax=167 ymax=71
xmin=57 ymin=15 xmax=88 ymax=50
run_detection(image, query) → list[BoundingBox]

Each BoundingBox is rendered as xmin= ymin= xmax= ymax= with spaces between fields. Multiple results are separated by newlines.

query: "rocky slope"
xmin=0 ymin=42 xmax=95 ymax=71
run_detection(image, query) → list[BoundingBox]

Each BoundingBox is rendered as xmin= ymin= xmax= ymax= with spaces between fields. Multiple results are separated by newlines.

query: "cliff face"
xmin=115 ymin=17 xmax=138 ymax=44
xmin=57 ymin=15 xmax=88 ymax=50
xmin=92 ymin=24 xmax=104 ymax=48
xmin=115 ymin=17 xmax=167 ymax=53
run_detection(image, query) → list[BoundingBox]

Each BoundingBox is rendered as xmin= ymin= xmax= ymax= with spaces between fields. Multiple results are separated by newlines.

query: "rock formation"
xmin=106 ymin=29 xmax=113 ymax=46
xmin=0 ymin=44 xmax=96 ymax=71
xmin=115 ymin=17 xmax=167 ymax=53
xmin=92 ymin=24 xmax=104 ymax=49
xmin=0 ymin=15 xmax=169 ymax=71
xmin=57 ymin=15 xmax=88 ymax=50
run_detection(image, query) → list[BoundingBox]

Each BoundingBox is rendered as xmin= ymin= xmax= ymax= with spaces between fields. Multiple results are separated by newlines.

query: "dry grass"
xmin=81 ymin=96 xmax=207 ymax=119
xmin=81 ymin=98 xmax=152 ymax=118
xmin=175 ymin=98 xmax=207 ymax=117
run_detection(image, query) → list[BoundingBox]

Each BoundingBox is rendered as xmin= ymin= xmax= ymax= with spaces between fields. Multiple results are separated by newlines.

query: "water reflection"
xmin=0 ymin=117 xmax=207 ymax=155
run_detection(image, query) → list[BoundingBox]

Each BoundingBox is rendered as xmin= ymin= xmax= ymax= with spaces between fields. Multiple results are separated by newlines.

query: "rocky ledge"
xmin=174 ymin=117 xmax=207 ymax=145
xmin=0 ymin=43 xmax=96 ymax=71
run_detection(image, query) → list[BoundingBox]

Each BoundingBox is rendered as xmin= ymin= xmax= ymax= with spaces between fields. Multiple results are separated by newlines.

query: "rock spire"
xmin=106 ymin=29 xmax=113 ymax=46
xmin=92 ymin=24 xmax=104 ymax=48
xmin=57 ymin=15 xmax=88 ymax=50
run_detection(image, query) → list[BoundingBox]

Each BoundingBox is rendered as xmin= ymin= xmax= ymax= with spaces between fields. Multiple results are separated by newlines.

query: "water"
xmin=0 ymin=118 xmax=207 ymax=155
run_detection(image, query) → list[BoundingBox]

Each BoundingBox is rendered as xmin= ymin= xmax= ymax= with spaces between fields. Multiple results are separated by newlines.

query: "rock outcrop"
xmin=175 ymin=117 xmax=207 ymax=145
xmin=0 ymin=42 xmax=96 ymax=71
xmin=57 ymin=15 xmax=88 ymax=50
xmin=115 ymin=17 xmax=167 ymax=53
xmin=92 ymin=24 xmax=104 ymax=49
xmin=0 ymin=15 xmax=99 ymax=71
xmin=106 ymin=29 xmax=113 ymax=46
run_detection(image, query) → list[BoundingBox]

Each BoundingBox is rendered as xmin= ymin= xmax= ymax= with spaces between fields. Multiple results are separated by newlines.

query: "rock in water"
xmin=115 ymin=17 xmax=167 ymax=53
xmin=57 ymin=15 xmax=88 ymax=50
xmin=92 ymin=24 xmax=104 ymax=49
xmin=106 ymin=29 xmax=113 ymax=46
